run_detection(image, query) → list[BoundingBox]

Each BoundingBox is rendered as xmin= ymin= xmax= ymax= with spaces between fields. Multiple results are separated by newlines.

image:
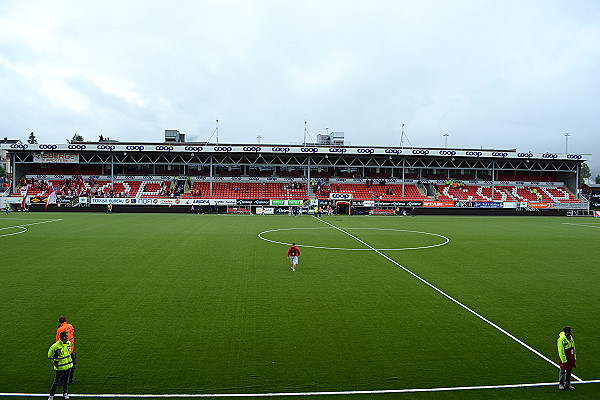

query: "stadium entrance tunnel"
xmin=336 ymin=201 xmax=351 ymax=215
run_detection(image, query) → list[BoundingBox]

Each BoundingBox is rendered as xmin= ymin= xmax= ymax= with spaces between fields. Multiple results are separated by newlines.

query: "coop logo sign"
xmin=155 ymin=145 xmax=174 ymax=151
xmin=243 ymin=146 xmax=261 ymax=152
xmin=272 ymin=147 xmax=290 ymax=153
xmin=301 ymin=147 xmax=318 ymax=153
xmin=184 ymin=146 xmax=203 ymax=152
xmin=542 ymin=153 xmax=558 ymax=159
xmin=385 ymin=148 xmax=402 ymax=155
xmin=68 ymin=144 xmax=87 ymax=150
xmin=97 ymin=144 xmax=115 ymax=151
xmin=329 ymin=148 xmax=347 ymax=154
xmin=39 ymin=144 xmax=58 ymax=150
xmin=330 ymin=193 xmax=352 ymax=200
xmin=10 ymin=143 xmax=29 ymax=150
xmin=465 ymin=151 xmax=482 ymax=157
xmin=213 ymin=146 xmax=232 ymax=152
xmin=357 ymin=148 xmax=374 ymax=154
xmin=492 ymin=152 xmax=508 ymax=158
xmin=412 ymin=149 xmax=429 ymax=155
xmin=517 ymin=152 xmax=533 ymax=158
xmin=438 ymin=150 xmax=456 ymax=156
xmin=126 ymin=145 xmax=145 ymax=151
xmin=566 ymin=154 xmax=583 ymax=160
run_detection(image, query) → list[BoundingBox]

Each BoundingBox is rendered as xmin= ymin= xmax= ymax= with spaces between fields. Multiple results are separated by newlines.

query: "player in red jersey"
xmin=287 ymin=243 xmax=300 ymax=271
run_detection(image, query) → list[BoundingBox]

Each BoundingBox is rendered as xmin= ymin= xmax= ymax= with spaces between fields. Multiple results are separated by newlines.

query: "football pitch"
xmin=1 ymin=212 xmax=599 ymax=399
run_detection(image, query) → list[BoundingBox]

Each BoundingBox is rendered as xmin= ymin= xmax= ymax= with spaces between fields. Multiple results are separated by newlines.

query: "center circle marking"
xmin=258 ymin=227 xmax=449 ymax=251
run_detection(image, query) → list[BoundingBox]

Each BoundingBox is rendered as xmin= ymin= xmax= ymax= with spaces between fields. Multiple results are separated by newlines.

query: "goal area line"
xmin=2 ymin=380 xmax=599 ymax=398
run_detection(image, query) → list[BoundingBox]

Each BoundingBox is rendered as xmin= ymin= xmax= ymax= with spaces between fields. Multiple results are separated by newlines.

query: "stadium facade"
xmin=0 ymin=140 xmax=590 ymax=215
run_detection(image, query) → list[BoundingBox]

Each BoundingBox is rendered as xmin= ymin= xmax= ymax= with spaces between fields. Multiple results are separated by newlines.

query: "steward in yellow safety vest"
xmin=48 ymin=331 xmax=73 ymax=399
xmin=48 ymin=331 xmax=73 ymax=370
xmin=557 ymin=326 xmax=576 ymax=390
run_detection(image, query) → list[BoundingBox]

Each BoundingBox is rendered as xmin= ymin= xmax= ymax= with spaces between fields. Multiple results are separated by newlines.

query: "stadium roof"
xmin=0 ymin=141 xmax=589 ymax=163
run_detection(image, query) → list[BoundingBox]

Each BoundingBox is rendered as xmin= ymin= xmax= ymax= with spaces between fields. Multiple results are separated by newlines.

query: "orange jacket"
xmin=56 ymin=322 xmax=75 ymax=353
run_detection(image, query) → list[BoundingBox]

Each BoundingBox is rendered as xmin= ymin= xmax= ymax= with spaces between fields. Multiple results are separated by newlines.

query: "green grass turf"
xmin=0 ymin=213 xmax=599 ymax=399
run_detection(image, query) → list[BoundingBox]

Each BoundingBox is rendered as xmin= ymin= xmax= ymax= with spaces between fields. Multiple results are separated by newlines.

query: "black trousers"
xmin=49 ymin=369 xmax=70 ymax=396
xmin=68 ymin=352 xmax=76 ymax=382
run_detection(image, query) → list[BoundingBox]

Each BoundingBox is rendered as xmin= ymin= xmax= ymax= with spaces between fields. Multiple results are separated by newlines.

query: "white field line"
xmin=314 ymin=217 xmax=582 ymax=382
xmin=0 ymin=219 xmax=63 ymax=237
xmin=1 ymin=380 xmax=599 ymax=398
xmin=563 ymin=222 xmax=600 ymax=229
xmin=0 ymin=217 xmax=67 ymax=220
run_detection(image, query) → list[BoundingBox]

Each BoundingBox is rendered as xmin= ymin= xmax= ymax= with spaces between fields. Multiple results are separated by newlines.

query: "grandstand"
xmin=0 ymin=141 xmax=589 ymax=214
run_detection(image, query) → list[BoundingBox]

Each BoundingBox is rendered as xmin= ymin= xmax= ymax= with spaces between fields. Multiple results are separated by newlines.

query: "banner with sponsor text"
xmin=90 ymin=197 xmax=236 ymax=206
xmin=33 ymin=153 xmax=79 ymax=163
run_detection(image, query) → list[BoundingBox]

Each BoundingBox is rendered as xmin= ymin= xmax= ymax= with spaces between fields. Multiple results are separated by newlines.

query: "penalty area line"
xmin=314 ymin=217 xmax=583 ymax=382
xmin=2 ymin=380 xmax=599 ymax=398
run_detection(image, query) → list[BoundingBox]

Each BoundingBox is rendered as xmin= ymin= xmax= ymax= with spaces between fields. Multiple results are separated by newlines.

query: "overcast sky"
xmin=1 ymin=0 xmax=599 ymax=174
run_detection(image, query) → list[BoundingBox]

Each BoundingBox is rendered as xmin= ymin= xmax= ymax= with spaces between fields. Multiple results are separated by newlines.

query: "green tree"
xmin=0 ymin=165 xmax=6 ymax=179
xmin=72 ymin=133 xmax=84 ymax=142
xmin=581 ymin=163 xmax=591 ymax=182
xmin=27 ymin=131 xmax=37 ymax=144
xmin=595 ymin=175 xmax=600 ymax=184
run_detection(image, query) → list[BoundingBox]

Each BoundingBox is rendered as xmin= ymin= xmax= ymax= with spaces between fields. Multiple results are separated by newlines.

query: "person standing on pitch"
xmin=557 ymin=326 xmax=576 ymax=390
xmin=56 ymin=316 xmax=76 ymax=384
xmin=48 ymin=331 xmax=73 ymax=400
xmin=287 ymin=242 xmax=300 ymax=271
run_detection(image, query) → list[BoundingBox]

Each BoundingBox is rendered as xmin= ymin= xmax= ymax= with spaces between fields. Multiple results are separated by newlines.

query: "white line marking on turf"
xmin=0 ymin=226 xmax=27 ymax=237
xmin=0 ymin=219 xmax=62 ymax=238
xmin=563 ymin=222 xmax=600 ymax=229
xmin=2 ymin=380 xmax=599 ymax=397
xmin=314 ymin=217 xmax=583 ymax=382
xmin=258 ymin=227 xmax=449 ymax=251
xmin=0 ymin=217 xmax=65 ymax=221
